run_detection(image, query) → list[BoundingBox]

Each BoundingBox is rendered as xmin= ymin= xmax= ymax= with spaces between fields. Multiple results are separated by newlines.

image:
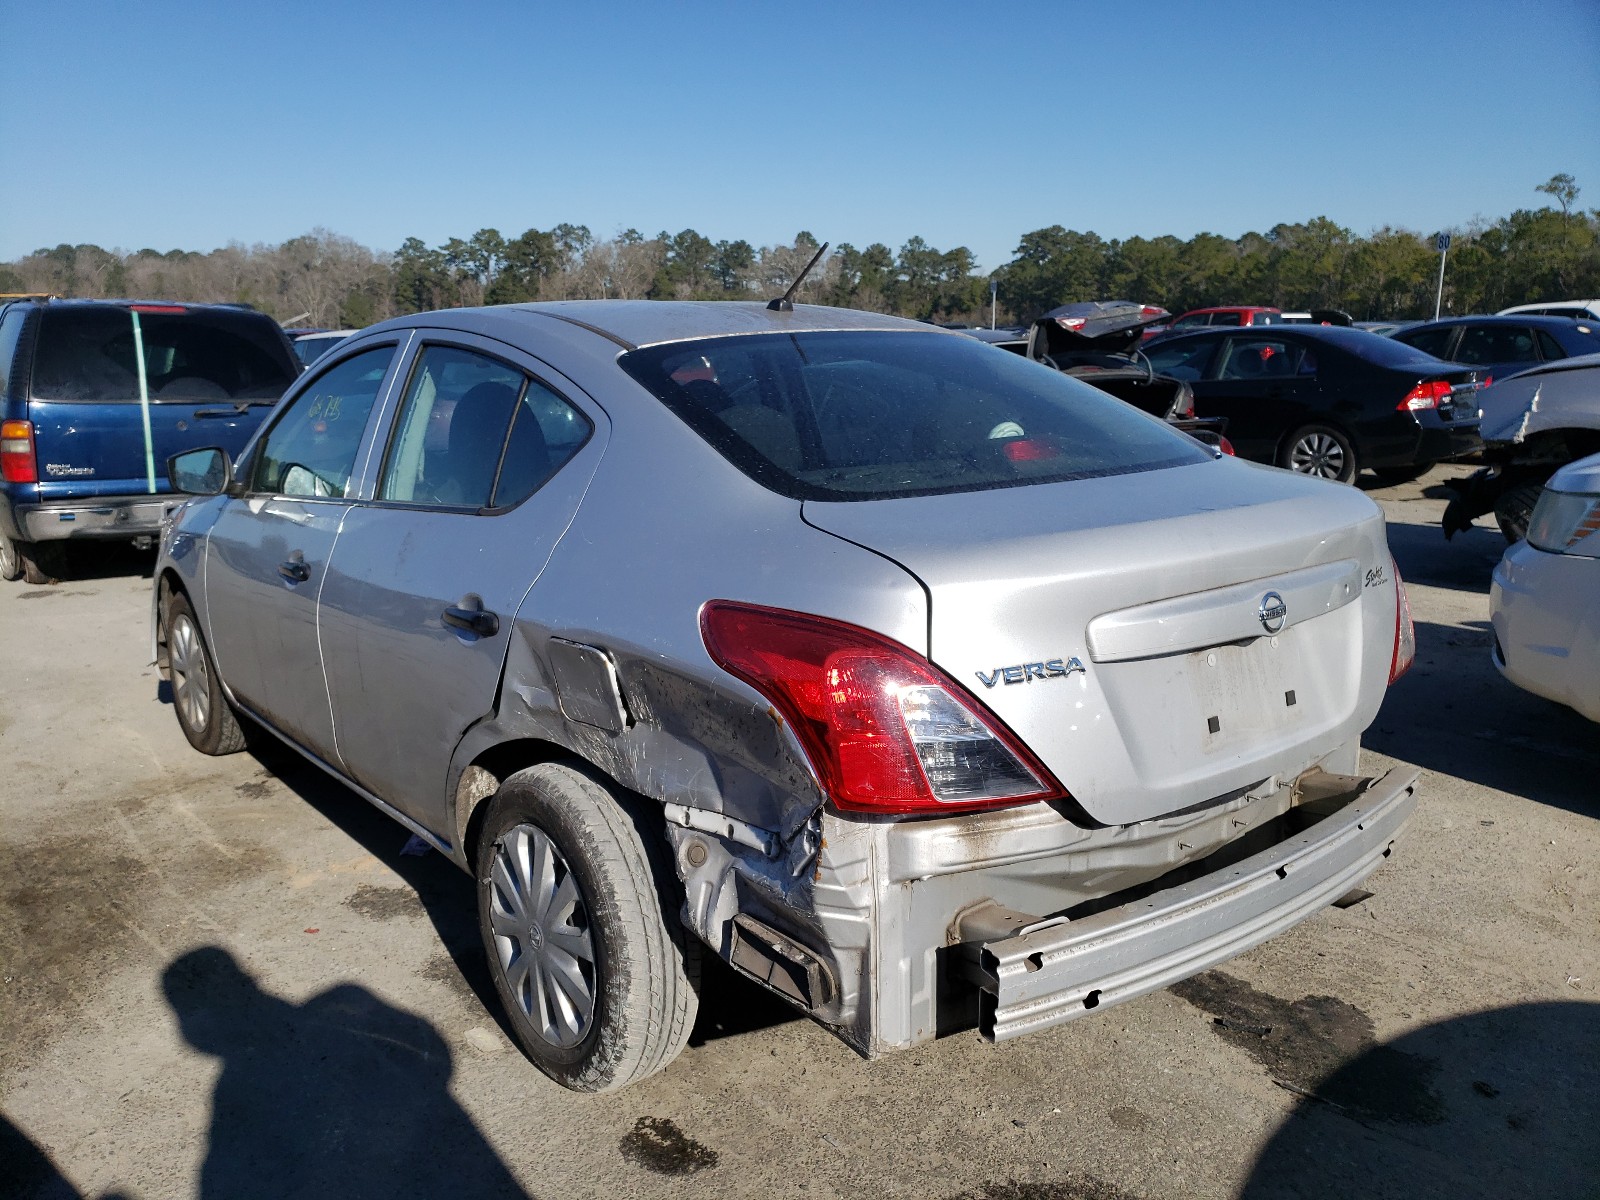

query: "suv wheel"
xmin=476 ymin=763 xmax=699 ymax=1092
xmin=0 ymin=535 xmax=21 ymax=582
xmin=2 ymin=537 xmax=65 ymax=585
xmin=1280 ymin=425 xmax=1357 ymax=483
xmin=165 ymin=592 xmax=248 ymax=755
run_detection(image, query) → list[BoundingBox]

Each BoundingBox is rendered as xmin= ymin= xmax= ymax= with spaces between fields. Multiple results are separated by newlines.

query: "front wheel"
xmin=165 ymin=591 xmax=248 ymax=755
xmin=476 ymin=763 xmax=699 ymax=1092
xmin=1279 ymin=424 xmax=1358 ymax=483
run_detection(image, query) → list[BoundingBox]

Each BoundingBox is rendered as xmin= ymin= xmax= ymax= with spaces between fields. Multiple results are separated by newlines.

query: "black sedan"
xmin=1390 ymin=314 xmax=1600 ymax=384
xmin=1142 ymin=326 xmax=1484 ymax=483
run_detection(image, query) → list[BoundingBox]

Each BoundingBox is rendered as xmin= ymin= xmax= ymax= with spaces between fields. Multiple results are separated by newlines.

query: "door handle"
xmin=277 ymin=554 xmax=311 ymax=583
xmin=443 ymin=595 xmax=500 ymax=638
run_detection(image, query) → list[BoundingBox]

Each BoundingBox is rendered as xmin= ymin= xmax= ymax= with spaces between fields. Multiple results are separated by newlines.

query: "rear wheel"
xmin=0 ymin=535 xmax=21 ymax=582
xmin=475 ymin=762 xmax=699 ymax=1092
xmin=1494 ymin=481 xmax=1544 ymax=544
xmin=3 ymin=537 xmax=65 ymax=585
xmin=165 ymin=591 xmax=247 ymax=755
xmin=1279 ymin=425 xmax=1357 ymax=483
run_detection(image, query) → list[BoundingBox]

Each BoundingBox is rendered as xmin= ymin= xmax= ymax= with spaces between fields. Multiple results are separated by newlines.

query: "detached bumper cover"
xmin=967 ymin=766 xmax=1418 ymax=1041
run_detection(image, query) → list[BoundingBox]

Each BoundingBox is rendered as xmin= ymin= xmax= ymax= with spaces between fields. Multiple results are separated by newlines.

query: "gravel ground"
xmin=2 ymin=466 xmax=1596 ymax=1200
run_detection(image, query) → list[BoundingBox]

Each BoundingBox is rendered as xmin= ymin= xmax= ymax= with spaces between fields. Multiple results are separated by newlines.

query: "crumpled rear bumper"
xmin=962 ymin=766 xmax=1418 ymax=1041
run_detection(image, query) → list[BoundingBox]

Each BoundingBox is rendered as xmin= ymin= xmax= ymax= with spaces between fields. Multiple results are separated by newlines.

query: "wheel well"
xmin=455 ymin=738 xmax=586 ymax=866
xmin=153 ymin=568 xmax=188 ymax=675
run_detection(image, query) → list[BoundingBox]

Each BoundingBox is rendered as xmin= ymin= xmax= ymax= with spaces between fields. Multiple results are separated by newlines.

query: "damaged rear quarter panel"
xmin=444 ymin=380 xmax=927 ymax=1044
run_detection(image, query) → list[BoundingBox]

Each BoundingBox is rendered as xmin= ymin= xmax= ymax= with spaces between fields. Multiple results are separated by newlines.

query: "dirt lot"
xmin=3 ymin=468 xmax=1597 ymax=1200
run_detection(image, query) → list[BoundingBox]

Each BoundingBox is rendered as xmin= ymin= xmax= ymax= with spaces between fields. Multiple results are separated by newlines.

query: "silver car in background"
xmin=154 ymin=301 xmax=1419 ymax=1091
xmin=1491 ymin=450 xmax=1600 ymax=721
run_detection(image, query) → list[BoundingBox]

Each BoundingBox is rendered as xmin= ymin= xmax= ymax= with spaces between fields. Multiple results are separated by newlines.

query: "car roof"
xmin=371 ymin=300 xmax=941 ymax=351
xmin=1178 ymin=305 xmax=1278 ymax=315
xmin=1152 ymin=324 xmax=1373 ymax=347
xmin=6 ymin=297 xmax=274 ymax=320
xmin=1398 ymin=314 xmax=1595 ymax=330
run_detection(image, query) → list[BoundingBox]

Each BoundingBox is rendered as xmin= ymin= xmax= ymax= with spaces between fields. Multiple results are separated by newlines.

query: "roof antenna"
xmin=767 ymin=242 xmax=830 ymax=311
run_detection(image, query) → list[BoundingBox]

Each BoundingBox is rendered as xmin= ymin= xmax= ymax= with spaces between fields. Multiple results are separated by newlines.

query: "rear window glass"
xmin=1392 ymin=325 xmax=1455 ymax=360
xmin=31 ymin=307 xmax=297 ymax=402
xmin=620 ymin=331 xmax=1212 ymax=502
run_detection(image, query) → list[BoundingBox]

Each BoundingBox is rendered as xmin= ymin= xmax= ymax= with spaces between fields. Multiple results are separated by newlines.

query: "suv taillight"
xmin=1 ymin=420 xmax=37 ymax=484
xmin=1398 ymin=379 xmax=1453 ymax=411
xmin=700 ymin=601 xmax=1067 ymax=815
xmin=1389 ymin=560 xmax=1416 ymax=684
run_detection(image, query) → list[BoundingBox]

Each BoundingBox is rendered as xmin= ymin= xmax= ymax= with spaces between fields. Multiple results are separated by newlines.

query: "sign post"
xmin=990 ymin=279 xmax=999 ymax=330
xmin=1433 ymin=233 xmax=1451 ymax=321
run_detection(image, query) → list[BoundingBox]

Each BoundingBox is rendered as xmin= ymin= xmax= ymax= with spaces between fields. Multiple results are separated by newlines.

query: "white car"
xmin=1491 ymin=451 xmax=1600 ymax=721
xmin=1498 ymin=300 xmax=1600 ymax=322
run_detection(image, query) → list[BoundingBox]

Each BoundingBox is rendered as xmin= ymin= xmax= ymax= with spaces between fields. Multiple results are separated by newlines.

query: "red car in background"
xmin=1149 ymin=306 xmax=1283 ymax=339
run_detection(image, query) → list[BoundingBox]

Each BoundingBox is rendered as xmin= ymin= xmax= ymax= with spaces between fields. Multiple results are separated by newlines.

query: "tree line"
xmin=4 ymin=175 xmax=1595 ymax=330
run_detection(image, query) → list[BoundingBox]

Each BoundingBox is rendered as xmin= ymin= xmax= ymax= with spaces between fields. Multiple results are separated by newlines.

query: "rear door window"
xmin=30 ymin=307 xmax=296 ymax=402
xmin=377 ymin=344 xmax=591 ymax=509
xmin=1456 ymin=325 xmax=1538 ymax=367
xmin=621 ymin=331 xmax=1211 ymax=502
xmin=1217 ymin=338 xmax=1303 ymax=380
xmin=1208 ymin=311 xmax=1242 ymax=327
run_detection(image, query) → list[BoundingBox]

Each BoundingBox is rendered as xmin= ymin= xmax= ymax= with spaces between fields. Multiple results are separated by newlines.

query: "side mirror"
xmin=168 ymin=447 xmax=232 ymax=495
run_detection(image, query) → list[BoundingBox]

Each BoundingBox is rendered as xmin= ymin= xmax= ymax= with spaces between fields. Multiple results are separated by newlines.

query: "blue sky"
xmin=4 ymin=0 xmax=1597 ymax=272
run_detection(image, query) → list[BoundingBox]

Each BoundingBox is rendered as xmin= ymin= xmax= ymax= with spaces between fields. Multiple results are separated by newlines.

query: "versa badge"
xmin=976 ymin=657 xmax=1086 ymax=689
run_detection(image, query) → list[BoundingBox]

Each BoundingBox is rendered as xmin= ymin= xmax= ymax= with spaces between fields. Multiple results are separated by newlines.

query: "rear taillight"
xmin=1398 ymin=379 xmax=1453 ymax=411
xmin=1388 ymin=560 xmax=1415 ymax=684
xmin=1056 ymin=317 xmax=1087 ymax=331
xmin=1218 ymin=435 xmax=1236 ymax=456
xmin=1 ymin=420 xmax=37 ymax=484
xmin=700 ymin=601 xmax=1067 ymax=815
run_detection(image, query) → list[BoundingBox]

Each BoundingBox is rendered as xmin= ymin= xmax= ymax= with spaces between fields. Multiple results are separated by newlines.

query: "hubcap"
xmin=489 ymin=824 xmax=597 ymax=1048
xmin=0 ymin=537 xmax=16 ymax=578
xmin=169 ymin=615 xmax=212 ymax=733
xmin=1290 ymin=432 xmax=1346 ymax=479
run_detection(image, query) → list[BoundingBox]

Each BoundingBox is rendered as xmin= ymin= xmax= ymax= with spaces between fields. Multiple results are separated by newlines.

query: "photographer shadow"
xmin=161 ymin=946 xmax=530 ymax=1200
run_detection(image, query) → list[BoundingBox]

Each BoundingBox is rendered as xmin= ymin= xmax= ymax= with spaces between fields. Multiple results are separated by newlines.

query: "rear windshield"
xmin=620 ymin=330 xmax=1212 ymax=501
xmin=31 ymin=307 xmax=297 ymax=402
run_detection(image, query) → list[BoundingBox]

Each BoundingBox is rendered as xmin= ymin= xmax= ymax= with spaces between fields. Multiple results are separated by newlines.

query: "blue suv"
xmin=0 ymin=298 xmax=299 ymax=582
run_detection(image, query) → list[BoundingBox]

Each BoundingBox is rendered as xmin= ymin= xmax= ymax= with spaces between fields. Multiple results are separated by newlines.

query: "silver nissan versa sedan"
xmin=153 ymin=301 xmax=1419 ymax=1092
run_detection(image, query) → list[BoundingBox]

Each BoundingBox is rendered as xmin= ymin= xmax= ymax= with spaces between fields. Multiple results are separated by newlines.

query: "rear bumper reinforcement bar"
xmin=966 ymin=766 xmax=1419 ymax=1041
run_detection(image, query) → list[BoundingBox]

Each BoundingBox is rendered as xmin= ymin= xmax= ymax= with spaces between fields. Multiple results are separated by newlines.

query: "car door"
xmin=1189 ymin=335 xmax=1322 ymax=462
xmin=317 ymin=335 xmax=605 ymax=833
xmin=203 ymin=342 xmax=405 ymax=764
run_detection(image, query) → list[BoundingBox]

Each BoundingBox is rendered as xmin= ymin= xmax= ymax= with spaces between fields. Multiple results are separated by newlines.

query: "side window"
xmin=1144 ymin=339 xmax=1216 ymax=381
xmin=1217 ymin=339 xmax=1301 ymax=381
xmin=1209 ymin=311 xmax=1242 ymax=327
xmin=252 ymin=348 xmax=392 ymax=497
xmin=1535 ymin=330 xmax=1567 ymax=361
xmin=1396 ymin=326 xmax=1455 ymax=359
xmin=0 ymin=307 xmax=26 ymax=395
xmin=377 ymin=345 xmax=591 ymax=509
xmin=1456 ymin=325 xmax=1538 ymax=366
xmin=1172 ymin=313 xmax=1210 ymax=330
xmin=491 ymin=380 xmax=593 ymax=508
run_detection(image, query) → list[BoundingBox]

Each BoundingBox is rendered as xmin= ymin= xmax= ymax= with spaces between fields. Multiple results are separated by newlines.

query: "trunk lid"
xmin=805 ymin=458 xmax=1396 ymax=826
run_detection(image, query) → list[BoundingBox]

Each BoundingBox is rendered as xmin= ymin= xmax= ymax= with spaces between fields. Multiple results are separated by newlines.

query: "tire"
xmin=164 ymin=591 xmax=248 ymax=755
xmin=1372 ymin=463 xmax=1431 ymax=486
xmin=475 ymin=762 xmax=699 ymax=1092
xmin=1279 ymin=424 xmax=1358 ymax=483
xmin=4 ymin=538 xmax=65 ymax=585
xmin=0 ymin=534 xmax=21 ymax=582
xmin=1494 ymin=481 xmax=1544 ymax=544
